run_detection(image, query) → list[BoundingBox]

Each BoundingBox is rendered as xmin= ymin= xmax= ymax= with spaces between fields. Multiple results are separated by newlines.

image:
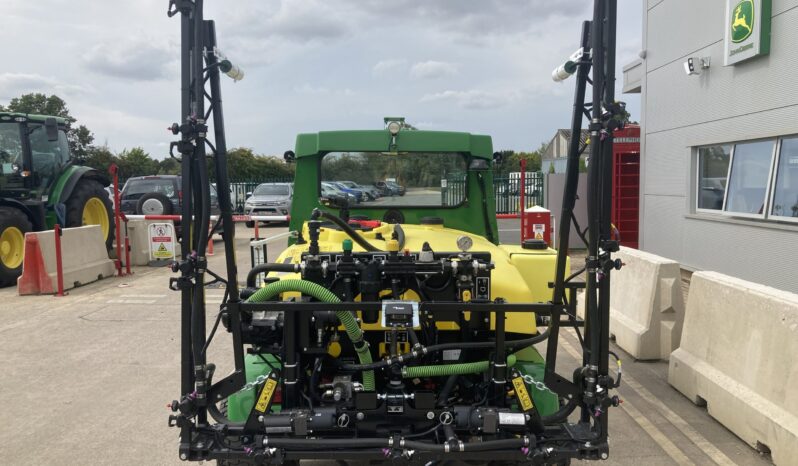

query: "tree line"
xmin=2 ymin=93 xmax=552 ymax=183
xmin=1 ymin=93 xmax=294 ymax=182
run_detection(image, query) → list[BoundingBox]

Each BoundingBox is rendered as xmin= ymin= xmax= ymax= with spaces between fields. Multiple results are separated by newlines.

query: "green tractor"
xmin=0 ymin=112 xmax=114 ymax=286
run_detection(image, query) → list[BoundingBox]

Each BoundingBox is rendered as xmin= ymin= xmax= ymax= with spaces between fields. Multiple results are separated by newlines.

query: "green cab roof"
xmin=294 ymin=129 xmax=493 ymax=159
xmin=0 ymin=112 xmax=69 ymax=126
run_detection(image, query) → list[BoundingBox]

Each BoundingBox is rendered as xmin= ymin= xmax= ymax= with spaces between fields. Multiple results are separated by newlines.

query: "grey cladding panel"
xmin=646 ymin=0 xmax=724 ymax=70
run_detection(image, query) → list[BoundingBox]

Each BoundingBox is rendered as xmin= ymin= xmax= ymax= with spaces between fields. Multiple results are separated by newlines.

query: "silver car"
xmin=244 ymin=182 xmax=292 ymax=227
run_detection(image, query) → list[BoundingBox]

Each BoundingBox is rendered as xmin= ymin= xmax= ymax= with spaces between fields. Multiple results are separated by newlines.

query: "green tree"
xmin=3 ymin=92 xmax=95 ymax=159
xmin=117 ymin=147 xmax=159 ymax=180
xmin=213 ymin=147 xmax=294 ymax=181
xmin=158 ymin=157 xmax=181 ymax=175
xmin=83 ymin=145 xmax=117 ymax=172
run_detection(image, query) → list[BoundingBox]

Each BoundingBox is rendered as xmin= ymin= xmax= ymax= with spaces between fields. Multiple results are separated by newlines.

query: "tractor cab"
xmin=287 ymin=117 xmax=500 ymax=243
xmin=0 ymin=113 xmax=71 ymax=200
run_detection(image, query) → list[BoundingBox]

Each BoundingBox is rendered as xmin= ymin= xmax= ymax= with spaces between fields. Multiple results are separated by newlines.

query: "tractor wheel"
xmin=0 ymin=207 xmax=32 ymax=287
xmin=136 ymin=192 xmax=174 ymax=216
xmin=65 ymin=179 xmax=115 ymax=250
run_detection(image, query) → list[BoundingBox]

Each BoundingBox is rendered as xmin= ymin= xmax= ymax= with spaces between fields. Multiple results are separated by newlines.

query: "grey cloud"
xmin=82 ymin=37 xmax=174 ymax=81
xmin=410 ymin=61 xmax=458 ymax=79
xmin=373 ymin=59 xmax=407 ymax=76
xmin=420 ymin=89 xmax=509 ymax=110
xmin=0 ymin=73 xmax=87 ymax=100
xmin=221 ymin=0 xmax=350 ymax=44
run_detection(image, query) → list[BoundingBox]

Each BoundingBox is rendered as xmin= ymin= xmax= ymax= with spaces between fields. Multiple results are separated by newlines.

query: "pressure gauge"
xmin=456 ymin=235 xmax=473 ymax=252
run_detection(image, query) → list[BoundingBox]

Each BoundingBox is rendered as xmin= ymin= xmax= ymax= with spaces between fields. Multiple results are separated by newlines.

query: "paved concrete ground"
xmin=0 ymin=220 xmax=772 ymax=465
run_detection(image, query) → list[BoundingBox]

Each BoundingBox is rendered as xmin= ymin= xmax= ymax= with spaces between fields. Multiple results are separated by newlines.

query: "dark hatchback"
xmin=120 ymin=175 xmax=220 ymax=215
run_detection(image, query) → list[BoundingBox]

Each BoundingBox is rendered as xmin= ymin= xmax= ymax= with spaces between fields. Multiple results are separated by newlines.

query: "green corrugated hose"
xmin=402 ymin=354 xmax=517 ymax=379
xmin=246 ymin=279 xmax=375 ymax=391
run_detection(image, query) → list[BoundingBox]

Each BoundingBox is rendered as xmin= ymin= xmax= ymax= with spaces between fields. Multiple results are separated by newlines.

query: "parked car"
xmin=320 ymin=184 xmax=350 ymax=206
xmin=120 ymin=175 xmax=220 ymax=216
xmin=244 ymin=182 xmax=293 ymax=227
xmin=375 ymin=180 xmax=405 ymax=196
xmin=338 ymin=181 xmax=379 ymax=201
xmin=327 ymin=181 xmax=364 ymax=202
xmin=322 ymin=182 xmax=359 ymax=204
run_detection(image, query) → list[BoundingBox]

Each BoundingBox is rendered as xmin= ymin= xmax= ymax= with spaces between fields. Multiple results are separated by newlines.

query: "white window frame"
xmin=721 ymin=138 xmax=777 ymax=220
xmin=767 ymin=138 xmax=798 ymax=224
xmin=695 ymin=145 xmax=732 ymax=215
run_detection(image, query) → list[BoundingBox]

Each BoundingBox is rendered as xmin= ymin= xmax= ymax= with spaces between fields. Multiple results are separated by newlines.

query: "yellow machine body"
xmin=269 ymin=221 xmax=567 ymax=335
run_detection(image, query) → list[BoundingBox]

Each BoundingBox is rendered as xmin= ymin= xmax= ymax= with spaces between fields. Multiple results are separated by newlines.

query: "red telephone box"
xmin=612 ymin=125 xmax=640 ymax=249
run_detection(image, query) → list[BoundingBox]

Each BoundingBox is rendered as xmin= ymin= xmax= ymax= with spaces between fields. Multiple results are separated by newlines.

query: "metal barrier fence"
xmin=494 ymin=172 xmax=544 ymax=215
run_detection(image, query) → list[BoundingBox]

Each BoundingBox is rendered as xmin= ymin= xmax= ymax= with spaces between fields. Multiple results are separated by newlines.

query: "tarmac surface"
xmin=0 ymin=220 xmax=773 ymax=465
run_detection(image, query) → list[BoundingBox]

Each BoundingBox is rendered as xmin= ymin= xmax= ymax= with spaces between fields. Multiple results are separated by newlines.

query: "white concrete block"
xmin=669 ymin=271 xmax=798 ymax=465
xmin=609 ymin=247 xmax=685 ymax=360
xmin=30 ymin=225 xmax=115 ymax=291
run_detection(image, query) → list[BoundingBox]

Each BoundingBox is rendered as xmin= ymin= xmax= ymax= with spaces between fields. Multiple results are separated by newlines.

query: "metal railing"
xmin=229 ymin=178 xmax=293 ymax=212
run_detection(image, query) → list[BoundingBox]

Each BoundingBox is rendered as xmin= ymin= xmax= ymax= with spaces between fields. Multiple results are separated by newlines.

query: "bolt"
xmin=525 ymin=414 xmax=531 ymax=421
xmin=426 ymin=411 xmax=435 ymax=420
xmin=180 ymin=453 xmax=187 ymax=461
xmin=258 ymin=415 xmax=265 ymax=422
xmin=601 ymin=452 xmax=609 ymax=460
xmin=357 ymin=412 xmax=365 ymax=421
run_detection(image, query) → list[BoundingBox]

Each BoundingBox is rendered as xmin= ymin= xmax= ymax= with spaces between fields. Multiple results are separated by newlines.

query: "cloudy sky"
xmin=1 ymin=0 xmax=641 ymax=159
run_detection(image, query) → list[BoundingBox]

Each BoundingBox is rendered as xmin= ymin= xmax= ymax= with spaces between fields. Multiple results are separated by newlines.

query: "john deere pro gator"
xmin=0 ymin=112 xmax=114 ymax=286
xmin=168 ymin=0 xmax=623 ymax=464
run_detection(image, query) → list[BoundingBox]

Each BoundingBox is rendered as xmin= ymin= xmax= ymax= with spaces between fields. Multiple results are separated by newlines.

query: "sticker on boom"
xmin=512 ymin=376 xmax=535 ymax=412
xmin=255 ymin=376 xmax=278 ymax=413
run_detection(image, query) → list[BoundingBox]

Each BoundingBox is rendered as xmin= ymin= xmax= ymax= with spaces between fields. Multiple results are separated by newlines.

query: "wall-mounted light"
xmin=683 ymin=57 xmax=710 ymax=76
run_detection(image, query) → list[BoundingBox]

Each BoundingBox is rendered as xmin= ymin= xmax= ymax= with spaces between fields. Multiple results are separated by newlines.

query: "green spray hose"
xmin=402 ymin=354 xmax=517 ymax=379
xmin=246 ymin=279 xmax=375 ymax=391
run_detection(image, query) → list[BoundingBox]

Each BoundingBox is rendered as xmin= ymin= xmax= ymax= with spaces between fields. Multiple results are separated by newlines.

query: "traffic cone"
xmin=17 ymin=233 xmax=54 ymax=295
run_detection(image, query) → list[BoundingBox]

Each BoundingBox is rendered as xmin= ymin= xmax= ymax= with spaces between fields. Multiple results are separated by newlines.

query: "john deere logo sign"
xmin=731 ymin=0 xmax=754 ymax=42
xmin=724 ymin=0 xmax=771 ymax=65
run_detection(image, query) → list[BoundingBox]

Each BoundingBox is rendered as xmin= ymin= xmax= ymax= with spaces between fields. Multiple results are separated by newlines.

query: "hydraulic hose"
xmin=341 ymin=328 xmax=550 ymax=371
xmin=265 ymin=436 xmax=526 ymax=452
xmin=312 ymin=209 xmax=381 ymax=252
xmin=246 ymin=279 xmax=375 ymax=390
xmin=245 ymin=263 xmax=299 ymax=288
xmin=401 ymin=354 xmax=517 ymax=379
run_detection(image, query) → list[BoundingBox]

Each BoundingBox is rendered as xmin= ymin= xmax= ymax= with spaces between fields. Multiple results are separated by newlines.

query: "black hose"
xmin=341 ymin=328 xmax=551 ymax=371
xmin=312 ymin=209 xmax=382 ymax=252
xmin=402 ymin=438 xmax=526 ymax=452
xmin=266 ymin=438 xmax=389 ymax=449
xmin=246 ymin=263 xmax=299 ymax=288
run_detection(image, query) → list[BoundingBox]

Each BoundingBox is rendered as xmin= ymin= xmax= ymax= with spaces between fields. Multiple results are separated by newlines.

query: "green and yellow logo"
xmin=731 ymin=0 xmax=754 ymax=43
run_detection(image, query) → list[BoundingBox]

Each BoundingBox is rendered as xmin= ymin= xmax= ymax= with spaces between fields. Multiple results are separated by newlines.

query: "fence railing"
xmin=494 ymin=172 xmax=544 ymax=215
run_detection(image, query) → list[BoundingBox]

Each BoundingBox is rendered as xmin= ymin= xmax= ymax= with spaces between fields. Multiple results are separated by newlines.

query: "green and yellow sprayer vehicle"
xmin=0 ymin=113 xmax=114 ymax=286
xmin=168 ymin=0 xmax=624 ymax=464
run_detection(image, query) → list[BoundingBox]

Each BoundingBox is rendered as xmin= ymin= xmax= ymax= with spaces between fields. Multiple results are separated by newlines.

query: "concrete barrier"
xmin=126 ymin=219 xmax=183 ymax=266
xmin=609 ymin=247 xmax=684 ymax=360
xmin=669 ymin=271 xmax=798 ymax=464
xmin=18 ymin=225 xmax=115 ymax=295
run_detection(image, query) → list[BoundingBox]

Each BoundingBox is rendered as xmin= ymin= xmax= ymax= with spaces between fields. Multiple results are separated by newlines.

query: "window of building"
xmin=724 ymin=140 xmax=775 ymax=216
xmin=695 ymin=136 xmax=798 ymax=223
xmin=770 ymin=137 xmax=798 ymax=220
xmin=697 ymin=145 xmax=731 ymax=211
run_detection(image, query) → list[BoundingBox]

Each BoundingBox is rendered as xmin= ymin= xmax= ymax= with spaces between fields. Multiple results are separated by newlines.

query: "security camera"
xmin=684 ymin=57 xmax=699 ymax=76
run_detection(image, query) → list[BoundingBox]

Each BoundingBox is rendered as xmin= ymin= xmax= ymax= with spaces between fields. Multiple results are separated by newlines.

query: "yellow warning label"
xmin=512 ymin=376 xmax=534 ymax=411
xmin=534 ymin=232 xmax=543 ymax=240
xmin=255 ymin=378 xmax=278 ymax=413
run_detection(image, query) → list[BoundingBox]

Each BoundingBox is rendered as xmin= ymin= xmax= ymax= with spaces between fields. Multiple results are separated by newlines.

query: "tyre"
xmin=245 ymin=221 xmax=255 ymax=228
xmin=65 ymin=179 xmax=115 ymax=250
xmin=0 ymin=207 xmax=33 ymax=287
xmin=136 ymin=192 xmax=174 ymax=216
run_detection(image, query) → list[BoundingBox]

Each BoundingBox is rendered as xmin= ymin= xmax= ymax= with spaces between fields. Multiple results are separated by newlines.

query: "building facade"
xmin=625 ymin=0 xmax=798 ymax=293
xmin=541 ymin=129 xmax=589 ymax=174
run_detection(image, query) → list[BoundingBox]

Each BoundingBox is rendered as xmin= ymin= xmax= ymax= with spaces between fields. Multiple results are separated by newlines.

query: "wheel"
xmin=135 ymin=192 xmax=174 ymax=216
xmin=65 ymin=179 xmax=115 ymax=250
xmin=245 ymin=220 xmax=255 ymax=228
xmin=0 ymin=207 xmax=32 ymax=287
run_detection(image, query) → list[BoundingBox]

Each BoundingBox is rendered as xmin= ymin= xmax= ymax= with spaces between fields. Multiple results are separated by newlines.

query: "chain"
xmin=239 ymin=375 xmax=268 ymax=393
xmin=523 ymin=374 xmax=555 ymax=395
